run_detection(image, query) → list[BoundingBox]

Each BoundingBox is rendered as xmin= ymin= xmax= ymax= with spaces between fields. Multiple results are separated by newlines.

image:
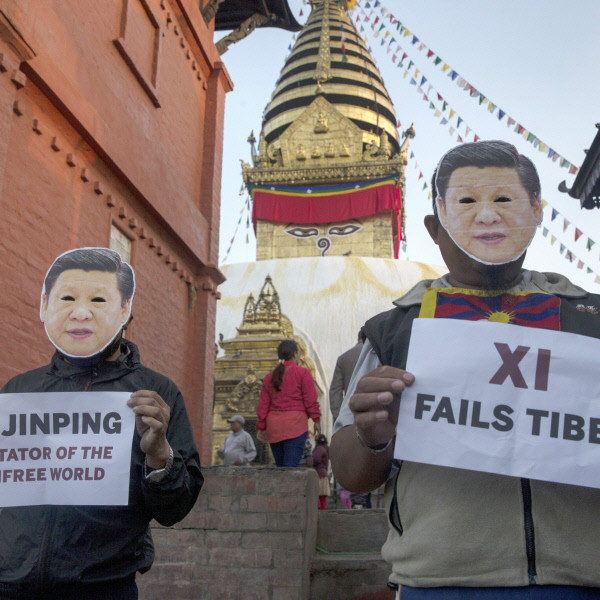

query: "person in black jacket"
xmin=0 ymin=248 xmax=202 ymax=600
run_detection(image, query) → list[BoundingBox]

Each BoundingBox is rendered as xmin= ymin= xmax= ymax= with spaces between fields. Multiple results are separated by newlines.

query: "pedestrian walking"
xmin=217 ymin=415 xmax=256 ymax=466
xmin=256 ymin=339 xmax=321 ymax=467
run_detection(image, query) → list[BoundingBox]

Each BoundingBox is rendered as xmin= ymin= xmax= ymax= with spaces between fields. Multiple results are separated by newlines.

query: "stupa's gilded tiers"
xmin=261 ymin=0 xmax=399 ymax=157
xmin=242 ymin=0 xmax=413 ymax=261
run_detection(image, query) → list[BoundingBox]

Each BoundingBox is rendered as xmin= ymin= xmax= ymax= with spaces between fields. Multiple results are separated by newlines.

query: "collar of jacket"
xmin=393 ymin=270 xmax=589 ymax=309
xmin=47 ymin=338 xmax=140 ymax=382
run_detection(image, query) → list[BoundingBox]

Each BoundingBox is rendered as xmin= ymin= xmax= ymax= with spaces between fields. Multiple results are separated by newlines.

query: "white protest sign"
xmin=0 ymin=392 xmax=135 ymax=507
xmin=395 ymin=318 xmax=600 ymax=489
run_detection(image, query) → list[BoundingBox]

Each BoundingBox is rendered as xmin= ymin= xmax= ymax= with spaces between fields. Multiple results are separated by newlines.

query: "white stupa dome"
xmin=217 ymin=256 xmax=446 ymax=435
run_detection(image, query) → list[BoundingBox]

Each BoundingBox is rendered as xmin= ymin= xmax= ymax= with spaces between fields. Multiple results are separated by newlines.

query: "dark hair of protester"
xmin=271 ymin=339 xmax=299 ymax=391
xmin=44 ymin=248 xmax=135 ymax=305
xmin=316 ymin=434 xmax=328 ymax=446
xmin=432 ymin=140 xmax=541 ymax=214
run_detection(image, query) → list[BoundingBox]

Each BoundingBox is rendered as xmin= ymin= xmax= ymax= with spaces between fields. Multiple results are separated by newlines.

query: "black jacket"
xmin=0 ymin=340 xmax=203 ymax=588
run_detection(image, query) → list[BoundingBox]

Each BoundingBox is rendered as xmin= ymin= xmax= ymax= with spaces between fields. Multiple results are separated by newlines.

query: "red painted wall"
xmin=0 ymin=0 xmax=231 ymax=463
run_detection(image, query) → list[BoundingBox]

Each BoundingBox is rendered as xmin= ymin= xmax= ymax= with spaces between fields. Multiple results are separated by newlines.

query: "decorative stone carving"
xmin=313 ymin=2 xmax=331 ymax=86
xmin=243 ymin=293 xmax=256 ymax=321
xmin=258 ymin=136 xmax=270 ymax=167
xmin=362 ymin=140 xmax=379 ymax=161
xmin=216 ymin=13 xmax=272 ymax=55
xmin=378 ymin=132 xmax=391 ymax=159
xmin=225 ymin=364 xmax=262 ymax=413
xmin=296 ymin=144 xmax=307 ymax=160
xmin=202 ymin=0 xmax=225 ymax=24
xmin=314 ymin=112 xmax=329 ymax=133
xmin=273 ymin=96 xmax=365 ymax=168
xmin=242 ymin=160 xmax=404 ymax=185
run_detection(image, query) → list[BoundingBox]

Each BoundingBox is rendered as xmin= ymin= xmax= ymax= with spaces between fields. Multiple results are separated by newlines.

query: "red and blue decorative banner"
xmin=251 ymin=176 xmax=403 ymax=257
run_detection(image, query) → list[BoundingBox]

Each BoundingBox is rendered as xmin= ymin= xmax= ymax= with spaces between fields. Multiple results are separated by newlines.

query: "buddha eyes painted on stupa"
xmin=328 ymin=224 xmax=360 ymax=236
xmin=284 ymin=221 xmax=364 ymax=256
xmin=285 ymin=222 xmax=362 ymax=240
xmin=286 ymin=227 xmax=320 ymax=239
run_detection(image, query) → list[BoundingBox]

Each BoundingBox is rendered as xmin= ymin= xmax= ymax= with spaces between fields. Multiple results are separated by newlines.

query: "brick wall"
xmin=137 ymin=466 xmax=319 ymax=600
xmin=0 ymin=1 xmax=232 ymax=461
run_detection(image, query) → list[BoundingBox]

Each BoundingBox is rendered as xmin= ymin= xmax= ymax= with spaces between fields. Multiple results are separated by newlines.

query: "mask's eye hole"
xmin=92 ymin=297 xmax=107 ymax=303
xmin=286 ymin=227 xmax=319 ymax=238
xmin=458 ymin=197 xmax=476 ymax=204
xmin=61 ymin=295 xmax=75 ymax=301
xmin=495 ymin=196 xmax=511 ymax=203
xmin=328 ymin=224 xmax=361 ymax=236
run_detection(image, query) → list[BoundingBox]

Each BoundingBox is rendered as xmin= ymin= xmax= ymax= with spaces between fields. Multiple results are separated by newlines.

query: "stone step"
xmin=316 ymin=508 xmax=389 ymax=553
xmin=310 ymin=552 xmax=394 ymax=600
xmin=310 ymin=509 xmax=393 ymax=599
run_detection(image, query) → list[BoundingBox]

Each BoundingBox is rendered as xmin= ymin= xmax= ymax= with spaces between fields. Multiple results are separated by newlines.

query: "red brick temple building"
xmin=0 ymin=0 xmax=298 ymax=462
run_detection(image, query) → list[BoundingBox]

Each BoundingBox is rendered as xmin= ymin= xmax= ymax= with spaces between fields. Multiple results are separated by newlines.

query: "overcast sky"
xmin=217 ymin=0 xmax=600 ymax=292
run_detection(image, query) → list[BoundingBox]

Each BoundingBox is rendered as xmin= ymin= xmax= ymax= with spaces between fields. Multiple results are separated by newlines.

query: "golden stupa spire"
xmin=259 ymin=0 xmax=399 ymax=156
xmin=241 ymin=0 xmax=412 ymax=260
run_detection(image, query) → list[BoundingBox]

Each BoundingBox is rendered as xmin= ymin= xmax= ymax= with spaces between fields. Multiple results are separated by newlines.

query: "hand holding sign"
xmin=127 ymin=390 xmax=170 ymax=469
xmin=0 ymin=392 xmax=136 ymax=507
xmin=395 ymin=318 xmax=600 ymax=489
xmin=349 ymin=366 xmax=414 ymax=448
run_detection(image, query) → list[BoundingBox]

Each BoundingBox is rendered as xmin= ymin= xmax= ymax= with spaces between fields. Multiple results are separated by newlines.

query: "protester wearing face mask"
xmin=331 ymin=141 xmax=600 ymax=600
xmin=0 ymin=248 xmax=202 ymax=599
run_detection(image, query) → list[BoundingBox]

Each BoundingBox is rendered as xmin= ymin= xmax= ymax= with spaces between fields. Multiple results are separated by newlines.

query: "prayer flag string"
xmin=352 ymin=1 xmax=579 ymax=174
xmin=222 ymin=194 xmax=253 ymax=265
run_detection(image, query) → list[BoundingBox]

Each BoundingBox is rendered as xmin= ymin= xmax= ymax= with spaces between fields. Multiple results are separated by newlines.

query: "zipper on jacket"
xmin=36 ymin=506 xmax=57 ymax=592
xmin=389 ymin=461 xmax=403 ymax=535
xmin=82 ymin=368 xmax=98 ymax=391
xmin=34 ymin=367 xmax=99 ymax=588
xmin=520 ymin=478 xmax=538 ymax=584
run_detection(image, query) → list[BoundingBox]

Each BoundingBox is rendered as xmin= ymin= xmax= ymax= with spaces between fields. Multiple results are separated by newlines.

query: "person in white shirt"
xmin=218 ymin=415 xmax=257 ymax=466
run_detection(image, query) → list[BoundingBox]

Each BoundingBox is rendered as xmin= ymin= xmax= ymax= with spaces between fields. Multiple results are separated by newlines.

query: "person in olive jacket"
xmin=331 ymin=142 xmax=600 ymax=599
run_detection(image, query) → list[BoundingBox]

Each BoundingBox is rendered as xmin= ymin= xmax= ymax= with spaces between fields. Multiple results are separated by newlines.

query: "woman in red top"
xmin=256 ymin=340 xmax=321 ymax=467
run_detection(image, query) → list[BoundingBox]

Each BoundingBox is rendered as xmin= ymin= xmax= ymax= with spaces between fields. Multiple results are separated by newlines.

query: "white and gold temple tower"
xmin=245 ymin=0 xmax=412 ymax=260
xmin=212 ymin=1 xmax=444 ymax=463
